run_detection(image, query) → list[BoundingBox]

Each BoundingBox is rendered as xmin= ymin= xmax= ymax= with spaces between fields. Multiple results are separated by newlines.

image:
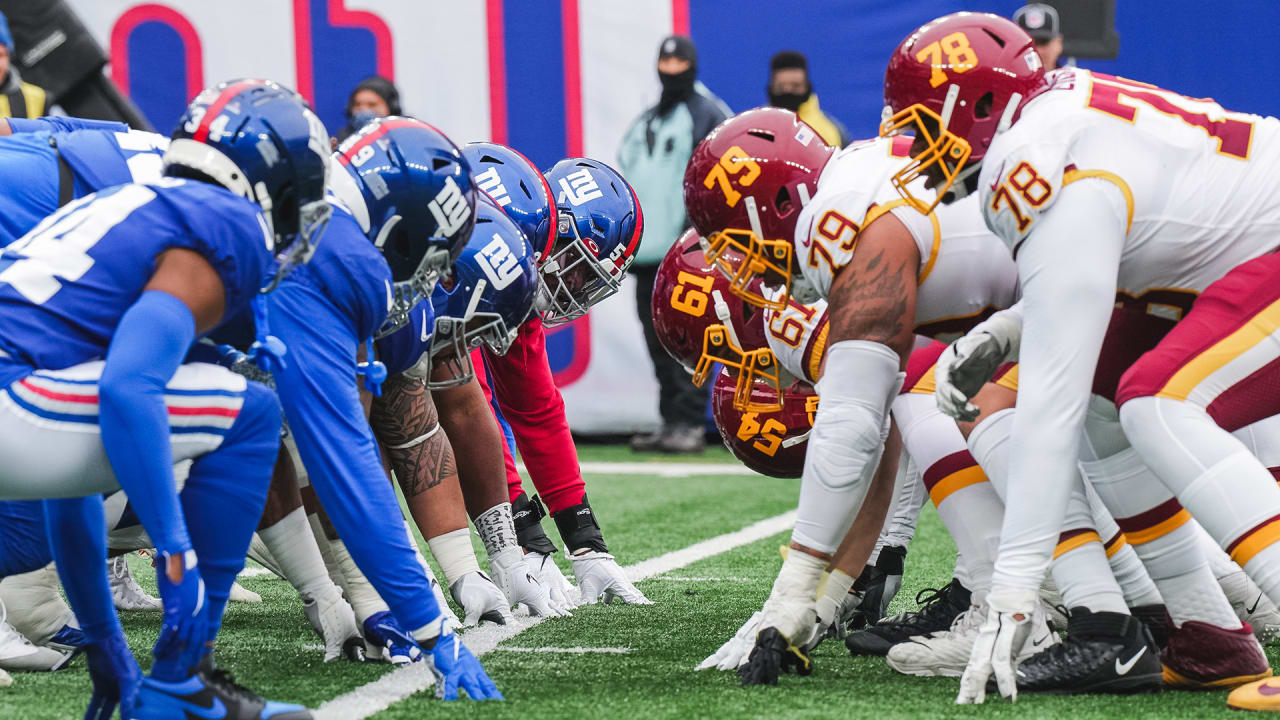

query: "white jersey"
xmin=980 ymin=68 xmax=1280 ymax=307
xmin=795 ymin=137 xmax=1018 ymax=340
xmin=762 ymin=294 xmax=829 ymax=385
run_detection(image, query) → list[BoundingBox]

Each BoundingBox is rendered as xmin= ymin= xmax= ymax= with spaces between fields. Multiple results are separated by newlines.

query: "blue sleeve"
xmin=8 ymin=116 xmax=129 ymax=134
xmin=45 ymin=497 xmax=120 ymax=641
xmin=268 ymin=279 xmax=442 ymax=630
xmin=99 ymin=290 xmax=194 ymax=557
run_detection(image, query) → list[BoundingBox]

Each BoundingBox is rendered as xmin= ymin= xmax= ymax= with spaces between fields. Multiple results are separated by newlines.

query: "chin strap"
xmin=247 ymin=295 xmax=287 ymax=374
xmin=357 ymin=336 xmax=388 ymax=396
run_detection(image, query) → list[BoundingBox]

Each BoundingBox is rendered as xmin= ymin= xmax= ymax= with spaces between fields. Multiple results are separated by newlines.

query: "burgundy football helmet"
xmin=713 ymin=370 xmax=818 ymax=478
xmin=652 ymin=228 xmax=783 ymax=411
xmin=882 ymin=12 xmax=1046 ymax=213
xmin=683 ymin=108 xmax=835 ymax=311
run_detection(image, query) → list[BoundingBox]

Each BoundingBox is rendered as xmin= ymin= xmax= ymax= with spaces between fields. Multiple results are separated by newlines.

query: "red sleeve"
xmin=483 ymin=316 xmax=586 ymax=515
xmin=469 ymin=351 xmax=526 ymax=502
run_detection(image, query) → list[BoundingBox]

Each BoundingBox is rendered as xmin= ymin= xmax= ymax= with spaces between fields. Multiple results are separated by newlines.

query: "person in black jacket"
xmin=334 ymin=75 xmax=402 ymax=144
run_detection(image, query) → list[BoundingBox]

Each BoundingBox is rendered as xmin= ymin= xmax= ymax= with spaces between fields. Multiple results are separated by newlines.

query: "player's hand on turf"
xmin=363 ymin=611 xmax=424 ymax=665
xmin=450 ymin=572 xmax=511 ymax=626
xmin=571 ymin=551 xmax=652 ymax=605
xmin=423 ymin=622 xmax=503 ymax=701
xmin=698 ymin=611 xmax=761 ymax=670
xmin=957 ymin=588 xmax=1038 ymax=704
xmin=83 ymin=628 xmax=140 ymax=720
xmin=154 ymin=550 xmax=209 ymax=674
xmin=490 ymin=547 xmax=570 ymax=617
xmin=524 ymin=551 xmax=580 ymax=610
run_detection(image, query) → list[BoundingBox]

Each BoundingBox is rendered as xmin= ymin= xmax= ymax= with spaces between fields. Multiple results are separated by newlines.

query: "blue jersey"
xmin=259 ymin=203 xmax=444 ymax=628
xmin=375 ymin=299 xmax=434 ymax=376
xmin=0 ymin=179 xmax=274 ymax=387
xmin=0 ymin=126 xmax=168 ymax=246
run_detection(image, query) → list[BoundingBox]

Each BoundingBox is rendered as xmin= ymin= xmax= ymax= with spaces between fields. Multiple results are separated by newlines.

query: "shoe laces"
xmin=204 ymin=668 xmax=265 ymax=704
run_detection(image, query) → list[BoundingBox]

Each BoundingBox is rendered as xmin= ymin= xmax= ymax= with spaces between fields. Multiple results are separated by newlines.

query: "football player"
xmin=0 ymin=79 xmax=329 ymax=719
xmin=882 ymin=12 xmax=1280 ymax=705
xmin=232 ymin=116 xmax=501 ymax=701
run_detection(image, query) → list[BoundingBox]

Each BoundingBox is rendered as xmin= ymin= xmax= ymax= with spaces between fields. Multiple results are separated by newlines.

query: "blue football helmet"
xmin=427 ymin=194 xmax=539 ymax=389
xmin=330 ymin=117 xmax=477 ymax=337
xmin=461 ymin=142 xmax=555 ymax=262
xmin=165 ymin=79 xmax=331 ymax=291
xmin=539 ymin=158 xmax=643 ymax=326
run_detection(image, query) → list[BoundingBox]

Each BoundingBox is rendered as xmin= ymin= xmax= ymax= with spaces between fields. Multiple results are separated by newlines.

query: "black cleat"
xmin=1129 ymin=604 xmax=1172 ymax=650
xmin=848 ymin=545 xmax=907 ymax=630
xmin=845 ymin=579 xmax=970 ymax=656
xmin=738 ymin=627 xmax=812 ymax=686
xmin=1012 ymin=607 xmax=1162 ymax=695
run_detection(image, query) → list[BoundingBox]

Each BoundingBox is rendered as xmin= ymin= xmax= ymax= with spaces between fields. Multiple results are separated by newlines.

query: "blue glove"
xmin=427 ymin=623 xmax=503 ymax=701
xmin=83 ymin=629 xmax=140 ymax=720
xmin=362 ymin=611 xmax=423 ymax=665
xmin=152 ymin=550 xmax=208 ymax=679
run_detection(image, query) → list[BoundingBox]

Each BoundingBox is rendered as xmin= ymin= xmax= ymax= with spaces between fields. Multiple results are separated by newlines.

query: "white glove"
xmin=571 ymin=551 xmax=653 ymax=605
xmin=524 ymin=551 xmax=580 ymax=611
xmin=424 ymin=563 xmax=462 ymax=631
xmin=935 ymin=308 xmax=1022 ymax=421
xmin=488 ymin=546 xmax=570 ymax=617
xmin=697 ymin=611 xmax=761 ymax=671
xmin=449 ymin=571 xmax=511 ymax=626
xmin=806 ymin=569 xmax=856 ymax=651
xmin=957 ymin=588 xmax=1039 ymax=704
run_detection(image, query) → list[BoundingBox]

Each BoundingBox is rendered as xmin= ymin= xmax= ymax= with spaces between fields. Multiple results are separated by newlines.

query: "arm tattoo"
xmin=827 ymin=248 xmax=916 ymax=352
xmin=370 ymin=374 xmax=459 ymax=498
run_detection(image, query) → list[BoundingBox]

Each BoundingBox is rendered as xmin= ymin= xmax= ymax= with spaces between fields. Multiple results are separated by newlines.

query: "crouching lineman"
xmin=0 ymin=79 xmax=329 ymax=719
xmin=881 ymin=12 xmax=1280 ymax=706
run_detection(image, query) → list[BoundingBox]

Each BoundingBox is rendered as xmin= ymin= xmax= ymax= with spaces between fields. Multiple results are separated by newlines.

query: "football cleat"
xmin=887 ymin=602 xmax=1058 ymax=678
xmin=1228 ymin=677 xmax=1280 ymax=711
xmin=1161 ymin=620 xmax=1272 ymax=689
xmin=229 ymin=581 xmax=263 ymax=604
xmin=1128 ymin=604 xmax=1172 ymax=650
xmin=301 ymin=586 xmax=362 ymax=662
xmin=1012 ymin=608 xmax=1162 ymax=695
xmin=133 ymin=666 xmax=312 ymax=719
xmin=1219 ymin=569 xmax=1280 ymax=644
xmin=846 ymin=579 xmax=970 ymax=656
xmin=109 ymin=555 xmax=162 ymax=611
xmin=45 ymin=624 xmax=88 ymax=655
xmin=0 ymin=601 xmax=73 ymax=673
xmin=849 ymin=545 xmax=906 ymax=629
xmin=738 ymin=627 xmax=812 ymax=686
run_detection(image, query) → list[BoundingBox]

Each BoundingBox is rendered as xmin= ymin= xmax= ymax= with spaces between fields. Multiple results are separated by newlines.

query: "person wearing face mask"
xmin=335 ymin=75 xmax=402 ymax=144
xmin=766 ymin=50 xmax=848 ymax=147
xmin=618 ymin=34 xmax=730 ymax=454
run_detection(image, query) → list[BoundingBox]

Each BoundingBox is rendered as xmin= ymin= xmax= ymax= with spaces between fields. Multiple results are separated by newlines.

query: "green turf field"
xmin=0 ymin=445 xmax=1264 ymax=718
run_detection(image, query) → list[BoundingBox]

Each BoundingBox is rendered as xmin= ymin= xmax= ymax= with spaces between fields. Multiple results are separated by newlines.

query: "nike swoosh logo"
xmin=1258 ymin=681 xmax=1280 ymax=696
xmin=1115 ymin=647 xmax=1146 ymax=675
xmin=151 ymin=690 xmax=227 ymax=719
xmin=987 ymin=161 xmax=1006 ymax=192
xmin=1247 ymin=593 xmax=1263 ymax=616
xmin=1032 ymin=632 xmax=1052 ymax=647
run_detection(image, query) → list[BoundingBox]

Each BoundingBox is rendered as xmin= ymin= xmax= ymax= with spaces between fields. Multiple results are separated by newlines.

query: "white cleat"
xmin=302 ymin=587 xmax=361 ymax=662
xmin=886 ymin=603 xmax=1058 ymax=677
xmin=0 ymin=603 xmax=71 ymax=673
xmin=1220 ymin=569 xmax=1280 ymax=643
xmin=0 ymin=667 xmax=11 ymax=687
xmin=228 ymin=581 xmax=262 ymax=604
xmin=108 ymin=555 xmax=161 ymax=611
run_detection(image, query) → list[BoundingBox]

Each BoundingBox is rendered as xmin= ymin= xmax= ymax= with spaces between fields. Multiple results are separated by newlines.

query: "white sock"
xmin=258 ymin=508 xmax=333 ymax=603
xmin=1085 ymin=484 xmax=1162 ymax=607
xmin=329 ymin=538 xmax=389 ymax=625
xmin=475 ymin=503 xmax=519 ymax=558
xmin=1051 ymin=540 xmax=1129 ymax=614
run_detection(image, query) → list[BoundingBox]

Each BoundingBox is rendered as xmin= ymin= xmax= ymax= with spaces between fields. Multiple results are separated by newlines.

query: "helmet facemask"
xmin=536 ymin=212 xmax=626 ymax=326
xmin=697 ymin=323 xmax=784 ymax=413
xmin=880 ymin=89 xmax=973 ymax=216
xmin=378 ymin=244 xmax=451 ymax=338
xmin=425 ymin=308 xmax=513 ymax=391
xmin=699 ymin=196 xmax=793 ymax=312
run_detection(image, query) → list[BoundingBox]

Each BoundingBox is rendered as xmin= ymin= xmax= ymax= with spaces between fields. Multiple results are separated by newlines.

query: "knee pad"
xmin=805 ymin=399 xmax=886 ymax=492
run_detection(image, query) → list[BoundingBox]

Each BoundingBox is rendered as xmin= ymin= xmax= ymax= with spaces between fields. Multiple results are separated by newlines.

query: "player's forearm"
xmin=99 ymin=290 xmax=195 ymax=557
xmin=991 ymin=181 xmax=1126 ymax=592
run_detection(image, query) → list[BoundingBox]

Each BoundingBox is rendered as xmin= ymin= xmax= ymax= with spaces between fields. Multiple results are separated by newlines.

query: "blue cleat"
xmin=132 ymin=666 xmax=312 ymax=719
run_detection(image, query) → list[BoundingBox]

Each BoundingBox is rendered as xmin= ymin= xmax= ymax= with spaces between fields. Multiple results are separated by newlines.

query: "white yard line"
xmin=518 ymin=461 xmax=761 ymax=477
xmin=493 ymin=646 xmax=631 ymax=654
xmin=314 ymin=510 xmax=795 ymax=720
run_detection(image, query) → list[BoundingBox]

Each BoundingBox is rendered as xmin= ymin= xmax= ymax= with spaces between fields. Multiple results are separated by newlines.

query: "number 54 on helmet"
xmin=712 ymin=370 xmax=816 ymax=478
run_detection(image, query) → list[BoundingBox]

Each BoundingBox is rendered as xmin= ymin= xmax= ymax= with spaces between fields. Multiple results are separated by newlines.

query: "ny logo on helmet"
xmin=474 ymin=167 xmax=512 ymax=208
xmin=557 ymin=169 xmax=603 ymax=206
xmin=429 ymin=176 xmax=471 ymax=236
